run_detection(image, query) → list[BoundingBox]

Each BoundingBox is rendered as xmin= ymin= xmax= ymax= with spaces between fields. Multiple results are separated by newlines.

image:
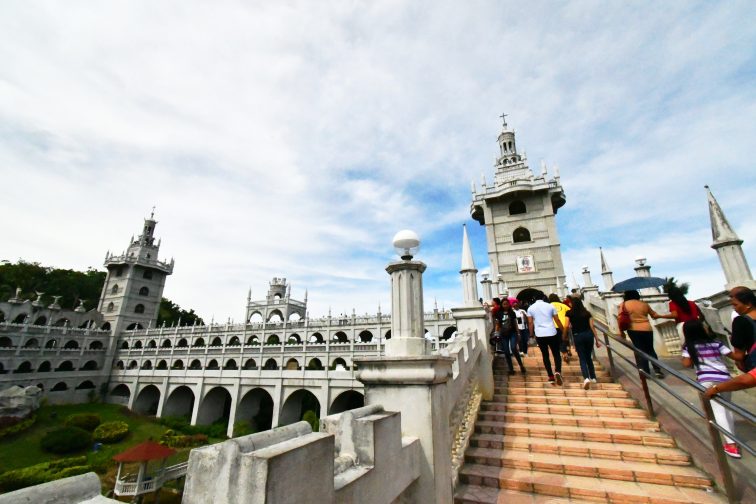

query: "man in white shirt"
xmin=513 ymin=301 xmax=529 ymax=357
xmin=527 ymin=292 xmax=565 ymax=385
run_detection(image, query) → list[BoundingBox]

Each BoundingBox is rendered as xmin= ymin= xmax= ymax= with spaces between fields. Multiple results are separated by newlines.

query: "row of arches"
xmin=110 ymin=383 xmax=364 ymax=433
xmin=115 ymin=356 xmax=350 ymax=372
xmin=6 ymin=359 xmax=100 ymax=373
xmin=248 ymin=309 xmax=303 ymax=324
xmin=117 ymin=327 xmax=457 ymax=350
xmin=0 ymin=337 xmax=105 ymax=350
xmin=38 ymin=380 xmax=97 ymax=392
xmin=0 ymin=313 xmax=96 ymax=328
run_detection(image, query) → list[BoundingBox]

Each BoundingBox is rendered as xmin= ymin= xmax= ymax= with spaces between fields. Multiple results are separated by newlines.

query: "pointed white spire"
xmin=471 ymin=180 xmax=476 ymax=193
xmin=460 ymin=225 xmax=479 ymax=307
xmin=540 ymin=160 xmax=547 ymax=176
xmin=705 ymin=185 xmax=754 ymax=289
xmin=304 ymin=289 xmax=308 ymax=304
xmin=461 ymin=224 xmax=476 ymax=272
xmin=247 ymin=287 xmax=251 ymax=302
xmin=705 ymin=185 xmax=740 ymax=245
xmin=600 ymin=247 xmax=611 ymax=273
xmin=480 ymin=173 xmax=486 ymax=187
xmin=553 ymin=163 xmax=560 ymax=178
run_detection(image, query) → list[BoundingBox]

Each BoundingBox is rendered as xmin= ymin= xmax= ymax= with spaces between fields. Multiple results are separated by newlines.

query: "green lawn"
xmin=0 ymin=401 xmax=227 ymax=499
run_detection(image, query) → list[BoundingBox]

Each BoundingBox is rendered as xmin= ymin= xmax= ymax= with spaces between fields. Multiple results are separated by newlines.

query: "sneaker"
xmin=583 ymin=378 xmax=591 ymax=390
xmin=555 ymin=372 xmax=563 ymax=386
xmin=548 ymin=375 xmax=556 ymax=385
xmin=724 ymin=443 xmax=741 ymax=459
xmin=520 ymin=367 xmax=527 ymax=375
xmin=507 ymin=369 xmax=515 ymax=375
xmin=655 ymin=371 xmax=665 ymax=379
xmin=591 ymin=378 xmax=597 ymax=384
xmin=520 ymin=352 xmax=525 ymax=357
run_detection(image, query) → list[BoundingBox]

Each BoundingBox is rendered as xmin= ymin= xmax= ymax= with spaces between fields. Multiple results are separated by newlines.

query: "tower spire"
xmin=705 ymin=185 xmax=740 ymax=245
xmin=460 ymin=225 xmax=479 ymax=307
xmin=600 ymin=247 xmax=611 ymax=273
xmin=705 ymin=185 xmax=754 ymax=289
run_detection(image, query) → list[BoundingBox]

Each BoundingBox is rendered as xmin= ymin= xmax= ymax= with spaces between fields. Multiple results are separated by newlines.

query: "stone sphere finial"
xmin=392 ymin=230 xmax=420 ymax=260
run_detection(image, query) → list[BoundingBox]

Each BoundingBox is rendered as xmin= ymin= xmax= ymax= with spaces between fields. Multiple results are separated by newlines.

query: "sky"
xmin=1 ymin=1 xmax=755 ymax=322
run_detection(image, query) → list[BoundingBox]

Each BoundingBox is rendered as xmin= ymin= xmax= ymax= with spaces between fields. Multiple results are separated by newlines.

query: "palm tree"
xmin=663 ymin=277 xmax=689 ymax=296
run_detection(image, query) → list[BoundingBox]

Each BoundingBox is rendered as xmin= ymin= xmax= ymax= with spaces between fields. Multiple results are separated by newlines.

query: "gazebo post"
xmin=134 ymin=461 xmax=147 ymax=503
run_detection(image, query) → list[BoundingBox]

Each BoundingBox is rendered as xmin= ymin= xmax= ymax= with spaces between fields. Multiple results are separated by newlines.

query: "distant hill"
xmin=0 ymin=261 xmax=203 ymax=326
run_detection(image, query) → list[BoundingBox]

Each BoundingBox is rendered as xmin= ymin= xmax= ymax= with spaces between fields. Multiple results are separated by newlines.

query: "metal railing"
xmin=593 ymin=320 xmax=755 ymax=503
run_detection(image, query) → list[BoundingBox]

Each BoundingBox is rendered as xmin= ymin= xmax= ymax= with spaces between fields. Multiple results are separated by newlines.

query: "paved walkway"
xmin=595 ymin=338 xmax=756 ymax=502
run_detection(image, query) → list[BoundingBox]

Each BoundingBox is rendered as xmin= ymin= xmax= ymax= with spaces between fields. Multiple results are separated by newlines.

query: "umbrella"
xmin=611 ymin=276 xmax=666 ymax=293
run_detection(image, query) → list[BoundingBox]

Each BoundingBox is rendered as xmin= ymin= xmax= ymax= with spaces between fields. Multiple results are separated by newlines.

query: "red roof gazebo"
xmin=113 ymin=441 xmax=185 ymax=501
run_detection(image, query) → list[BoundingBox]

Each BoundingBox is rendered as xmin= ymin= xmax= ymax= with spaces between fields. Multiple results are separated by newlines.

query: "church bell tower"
xmin=98 ymin=211 xmax=174 ymax=334
xmin=470 ymin=116 xmax=567 ymax=299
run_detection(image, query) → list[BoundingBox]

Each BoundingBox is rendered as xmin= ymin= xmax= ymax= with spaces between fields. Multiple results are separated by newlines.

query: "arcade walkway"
xmin=455 ymin=348 xmax=729 ymax=503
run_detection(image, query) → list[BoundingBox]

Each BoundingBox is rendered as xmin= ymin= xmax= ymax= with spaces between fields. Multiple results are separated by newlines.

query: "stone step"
xmin=475 ymin=420 xmax=675 ymax=447
xmin=498 ymin=381 xmax=625 ymax=390
xmin=503 ymin=386 xmax=630 ymax=398
xmin=455 ymin=484 xmax=593 ymax=503
xmin=481 ymin=402 xmax=648 ymax=419
xmin=477 ymin=410 xmax=659 ymax=431
xmin=458 ymin=464 xmax=724 ymax=503
xmin=464 ymin=447 xmax=711 ymax=489
xmin=497 ymin=375 xmax=615 ymax=384
xmin=471 ymin=433 xmax=691 ymax=465
xmin=493 ymin=367 xmax=610 ymax=376
xmin=494 ymin=394 xmax=638 ymax=408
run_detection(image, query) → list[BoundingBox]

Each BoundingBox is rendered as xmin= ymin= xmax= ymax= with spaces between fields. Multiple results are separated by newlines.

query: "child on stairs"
xmin=681 ymin=320 xmax=740 ymax=458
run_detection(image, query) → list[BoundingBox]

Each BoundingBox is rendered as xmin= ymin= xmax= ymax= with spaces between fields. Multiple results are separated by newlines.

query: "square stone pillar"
xmin=451 ymin=305 xmax=494 ymax=400
xmin=385 ymin=260 xmax=428 ymax=357
xmin=356 ymin=356 xmax=454 ymax=504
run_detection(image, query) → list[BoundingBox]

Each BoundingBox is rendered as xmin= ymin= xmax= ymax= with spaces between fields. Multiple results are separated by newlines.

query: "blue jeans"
xmin=495 ymin=331 xmax=524 ymax=371
xmin=573 ymin=330 xmax=596 ymax=380
xmin=519 ymin=329 xmax=529 ymax=355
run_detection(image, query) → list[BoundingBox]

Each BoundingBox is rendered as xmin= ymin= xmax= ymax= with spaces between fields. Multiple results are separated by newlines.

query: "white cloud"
xmin=1 ymin=1 xmax=754 ymax=320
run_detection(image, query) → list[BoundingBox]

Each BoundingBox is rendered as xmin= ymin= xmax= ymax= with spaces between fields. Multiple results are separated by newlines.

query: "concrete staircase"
xmin=455 ymin=348 xmax=727 ymax=503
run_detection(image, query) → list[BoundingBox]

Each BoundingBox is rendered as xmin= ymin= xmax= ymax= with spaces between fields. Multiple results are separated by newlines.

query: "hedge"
xmin=93 ymin=421 xmax=129 ymax=443
xmin=64 ymin=413 xmax=101 ymax=432
xmin=40 ymin=426 xmax=91 ymax=454
xmin=0 ymin=415 xmax=36 ymax=440
xmin=0 ymin=456 xmax=89 ymax=492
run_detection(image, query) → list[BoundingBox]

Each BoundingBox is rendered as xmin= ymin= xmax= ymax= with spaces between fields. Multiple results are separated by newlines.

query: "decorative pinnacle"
xmin=705 ymin=185 xmax=741 ymax=245
xmin=461 ymin=224 xmax=477 ymax=272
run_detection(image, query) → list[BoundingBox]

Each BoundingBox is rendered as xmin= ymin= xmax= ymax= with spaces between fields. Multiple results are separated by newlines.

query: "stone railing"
xmin=439 ymin=328 xmax=485 ymax=487
xmin=182 ymin=410 xmax=420 ymax=504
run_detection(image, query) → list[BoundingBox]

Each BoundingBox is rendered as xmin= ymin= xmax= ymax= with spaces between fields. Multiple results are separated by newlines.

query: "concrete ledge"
xmin=0 ymin=472 xmax=117 ymax=504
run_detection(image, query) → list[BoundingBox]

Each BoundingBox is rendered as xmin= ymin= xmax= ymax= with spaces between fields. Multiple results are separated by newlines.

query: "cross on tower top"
xmin=150 ymin=206 xmax=156 ymax=219
xmin=499 ymin=113 xmax=508 ymax=127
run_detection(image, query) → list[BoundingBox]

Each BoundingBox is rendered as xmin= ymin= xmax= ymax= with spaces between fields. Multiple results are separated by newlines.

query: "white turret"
xmin=705 ymin=185 xmax=754 ymax=289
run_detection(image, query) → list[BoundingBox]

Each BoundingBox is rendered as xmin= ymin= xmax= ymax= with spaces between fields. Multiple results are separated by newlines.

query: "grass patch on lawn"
xmin=0 ymin=403 xmax=217 ymax=475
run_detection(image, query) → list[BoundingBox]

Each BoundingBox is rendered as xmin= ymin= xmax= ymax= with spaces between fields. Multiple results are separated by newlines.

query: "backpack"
xmin=743 ymin=316 xmax=756 ymax=372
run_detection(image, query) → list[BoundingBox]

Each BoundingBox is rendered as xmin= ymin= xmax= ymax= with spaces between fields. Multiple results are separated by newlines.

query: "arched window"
xmin=228 ymin=336 xmax=241 ymax=346
xmin=134 ymin=304 xmax=145 ymax=314
xmin=207 ymin=359 xmax=219 ymax=369
xmin=111 ymin=284 xmax=119 ymax=294
xmin=512 ymin=227 xmax=531 ymax=243
xmin=189 ymin=359 xmax=202 ymax=370
xmin=101 ymin=322 xmax=111 ymax=330
xmin=211 ymin=337 xmax=222 ymax=346
xmin=147 ymin=340 xmax=157 ymax=348
xmin=157 ymin=360 xmax=168 ymax=369
xmin=107 ymin=302 xmax=115 ymax=313
xmin=139 ymin=286 xmax=149 ymax=296
xmin=115 ymin=267 xmax=123 ymax=277
xmin=33 ymin=316 xmax=47 ymax=326
xmin=509 ymin=200 xmax=526 ymax=215
xmin=143 ymin=270 xmax=153 ymax=279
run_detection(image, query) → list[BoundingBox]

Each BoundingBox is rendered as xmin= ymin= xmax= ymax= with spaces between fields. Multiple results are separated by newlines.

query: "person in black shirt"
xmin=729 ymin=286 xmax=756 ymax=371
xmin=563 ymin=298 xmax=602 ymax=389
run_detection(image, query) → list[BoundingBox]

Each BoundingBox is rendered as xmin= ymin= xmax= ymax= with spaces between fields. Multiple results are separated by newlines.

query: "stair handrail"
xmin=593 ymin=319 xmax=754 ymax=503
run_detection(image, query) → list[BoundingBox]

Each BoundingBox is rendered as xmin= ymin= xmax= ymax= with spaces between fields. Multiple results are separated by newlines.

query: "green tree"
xmin=156 ymin=298 xmax=204 ymax=327
xmin=0 ymin=260 xmax=203 ymax=324
xmin=663 ymin=277 xmax=689 ymax=296
xmin=0 ymin=261 xmax=105 ymax=311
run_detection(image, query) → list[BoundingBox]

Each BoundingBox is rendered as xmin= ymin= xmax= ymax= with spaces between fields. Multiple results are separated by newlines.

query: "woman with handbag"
xmin=618 ymin=290 xmax=674 ymax=379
